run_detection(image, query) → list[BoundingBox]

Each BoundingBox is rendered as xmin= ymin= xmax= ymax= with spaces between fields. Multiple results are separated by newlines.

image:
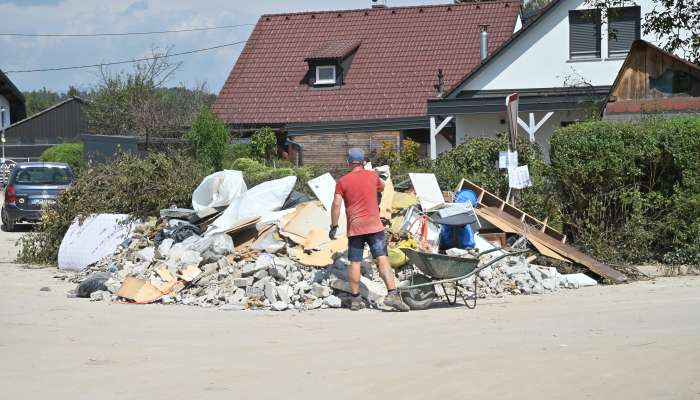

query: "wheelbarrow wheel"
xmin=402 ymin=274 xmax=436 ymax=310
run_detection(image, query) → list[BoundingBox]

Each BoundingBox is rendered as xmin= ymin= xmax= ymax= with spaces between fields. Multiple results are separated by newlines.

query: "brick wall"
xmin=292 ymin=131 xmax=400 ymax=170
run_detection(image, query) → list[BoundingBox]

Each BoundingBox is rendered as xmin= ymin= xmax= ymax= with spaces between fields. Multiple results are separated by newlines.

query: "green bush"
xmin=250 ymin=127 xmax=277 ymax=165
xmin=550 ymin=117 xmax=700 ymax=265
xmin=40 ymin=143 xmax=84 ymax=173
xmin=225 ymin=157 xmax=318 ymax=196
xmin=185 ymin=107 xmax=230 ymax=171
xmin=17 ymin=153 xmax=208 ymax=265
xmin=428 ymin=134 xmax=558 ymax=226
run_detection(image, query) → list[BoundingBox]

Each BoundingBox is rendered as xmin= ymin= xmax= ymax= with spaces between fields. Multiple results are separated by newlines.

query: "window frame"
xmin=607 ymin=6 xmax=641 ymax=58
xmin=315 ymin=65 xmax=337 ymax=85
xmin=569 ymin=9 xmax=602 ymax=60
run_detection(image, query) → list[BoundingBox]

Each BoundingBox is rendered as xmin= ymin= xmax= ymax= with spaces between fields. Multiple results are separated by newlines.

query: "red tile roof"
xmin=606 ymin=98 xmax=700 ymax=114
xmin=214 ymin=1 xmax=521 ymax=125
xmin=306 ymin=40 xmax=362 ymax=61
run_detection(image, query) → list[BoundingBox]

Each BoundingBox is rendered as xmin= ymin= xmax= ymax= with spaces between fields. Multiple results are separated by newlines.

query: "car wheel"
xmin=401 ymin=274 xmax=436 ymax=310
xmin=2 ymin=209 xmax=15 ymax=232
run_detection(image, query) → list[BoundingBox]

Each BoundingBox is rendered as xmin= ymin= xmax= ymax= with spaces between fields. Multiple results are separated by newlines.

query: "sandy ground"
xmin=1 ymin=226 xmax=699 ymax=400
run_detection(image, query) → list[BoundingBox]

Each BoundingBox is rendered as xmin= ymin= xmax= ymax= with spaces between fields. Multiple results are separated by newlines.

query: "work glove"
xmin=329 ymin=225 xmax=338 ymax=240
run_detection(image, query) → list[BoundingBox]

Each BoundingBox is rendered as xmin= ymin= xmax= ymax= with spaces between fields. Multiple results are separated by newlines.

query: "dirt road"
xmin=1 ymin=227 xmax=699 ymax=400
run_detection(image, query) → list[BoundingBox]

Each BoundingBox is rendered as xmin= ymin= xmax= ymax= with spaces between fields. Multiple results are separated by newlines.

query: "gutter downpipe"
xmin=286 ymin=138 xmax=303 ymax=167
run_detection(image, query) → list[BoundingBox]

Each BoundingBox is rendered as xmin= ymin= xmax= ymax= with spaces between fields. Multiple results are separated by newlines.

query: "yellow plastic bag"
xmin=388 ymin=247 xmax=408 ymax=268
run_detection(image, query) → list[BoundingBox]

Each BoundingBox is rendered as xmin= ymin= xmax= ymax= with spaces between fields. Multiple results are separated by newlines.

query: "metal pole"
xmin=1 ymin=106 xmax=6 ymax=163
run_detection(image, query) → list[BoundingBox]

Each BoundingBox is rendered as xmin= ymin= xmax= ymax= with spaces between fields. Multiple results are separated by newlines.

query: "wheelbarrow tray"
xmin=402 ymin=248 xmax=479 ymax=279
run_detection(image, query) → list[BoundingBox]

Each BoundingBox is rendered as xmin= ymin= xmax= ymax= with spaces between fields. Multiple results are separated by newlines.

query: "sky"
xmin=1 ymin=0 xmax=450 ymax=94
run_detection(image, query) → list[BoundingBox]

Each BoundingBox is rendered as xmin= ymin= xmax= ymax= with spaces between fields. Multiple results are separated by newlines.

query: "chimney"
xmin=479 ymin=25 xmax=489 ymax=61
xmin=434 ymin=69 xmax=445 ymax=97
xmin=371 ymin=0 xmax=387 ymax=8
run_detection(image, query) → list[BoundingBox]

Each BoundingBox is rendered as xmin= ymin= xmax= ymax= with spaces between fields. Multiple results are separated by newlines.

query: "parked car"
xmin=2 ymin=162 xmax=74 ymax=231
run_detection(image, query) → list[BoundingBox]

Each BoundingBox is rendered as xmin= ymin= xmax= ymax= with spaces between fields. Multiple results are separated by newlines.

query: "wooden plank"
xmin=458 ymin=178 xmax=565 ymax=241
xmin=480 ymin=207 xmax=626 ymax=283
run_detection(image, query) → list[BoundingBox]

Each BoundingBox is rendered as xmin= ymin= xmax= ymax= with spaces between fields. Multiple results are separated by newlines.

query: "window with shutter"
xmin=569 ymin=9 xmax=601 ymax=59
xmin=608 ymin=6 xmax=640 ymax=57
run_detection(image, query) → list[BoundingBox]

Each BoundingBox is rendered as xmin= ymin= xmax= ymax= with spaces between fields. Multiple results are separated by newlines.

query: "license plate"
xmin=31 ymin=199 xmax=56 ymax=205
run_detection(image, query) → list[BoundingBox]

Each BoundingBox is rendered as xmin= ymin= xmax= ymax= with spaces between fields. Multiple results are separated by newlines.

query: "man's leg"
xmin=348 ymin=261 xmax=361 ymax=295
xmin=375 ymin=255 xmax=396 ymax=290
xmin=346 ymin=236 xmax=365 ymax=310
xmin=368 ymin=232 xmax=409 ymax=311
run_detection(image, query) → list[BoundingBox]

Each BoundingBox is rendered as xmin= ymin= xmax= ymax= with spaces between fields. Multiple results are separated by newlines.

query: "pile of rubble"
xmin=72 ymin=219 xmax=392 ymax=311
xmin=62 ymin=168 xmax=602 ymax=312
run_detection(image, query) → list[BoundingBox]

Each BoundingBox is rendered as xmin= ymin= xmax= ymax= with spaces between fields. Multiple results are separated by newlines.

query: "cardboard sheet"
xmin=379 ymin=177 xmax=395 ymax=219
xmin=116 ymin=276 xmax=164 ymax=303
xmin=409 ymin=173 xmax=445 ymax=211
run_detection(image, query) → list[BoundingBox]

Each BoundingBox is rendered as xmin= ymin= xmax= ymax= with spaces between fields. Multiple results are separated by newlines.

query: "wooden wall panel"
xmin=294 ymin=131 xmax=400 ymax=170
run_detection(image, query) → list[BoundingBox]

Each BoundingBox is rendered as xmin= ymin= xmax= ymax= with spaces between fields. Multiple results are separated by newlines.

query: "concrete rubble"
xmin=64 ymin=169 xmax=599 ymax=312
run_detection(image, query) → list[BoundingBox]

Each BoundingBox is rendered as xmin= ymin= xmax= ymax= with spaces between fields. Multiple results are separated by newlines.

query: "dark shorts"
xmin=347 ymin=230 xmax=388 ymax=262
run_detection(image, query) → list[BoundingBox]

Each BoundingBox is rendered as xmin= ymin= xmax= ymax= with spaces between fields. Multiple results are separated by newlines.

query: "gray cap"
xmin=347 ymin=148 xmax=365 ymax=163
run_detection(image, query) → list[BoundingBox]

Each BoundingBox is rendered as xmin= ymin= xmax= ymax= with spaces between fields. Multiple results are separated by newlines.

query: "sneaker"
xmin=384 ymin=291 xmax=410 ymax=312
xmin=349 ymin=295 xmax=365 ymax=311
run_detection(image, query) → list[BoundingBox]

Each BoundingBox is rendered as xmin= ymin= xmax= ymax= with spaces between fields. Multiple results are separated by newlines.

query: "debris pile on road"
xmin=62 ymin=167 xmax=609 ymax=311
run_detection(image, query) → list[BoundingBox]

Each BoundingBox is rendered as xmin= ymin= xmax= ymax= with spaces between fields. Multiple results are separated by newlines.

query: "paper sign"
xmin=508 ymin=165 xmax=532 ymax=189
xmin=498 ymin=151 xmax=518 ymax=169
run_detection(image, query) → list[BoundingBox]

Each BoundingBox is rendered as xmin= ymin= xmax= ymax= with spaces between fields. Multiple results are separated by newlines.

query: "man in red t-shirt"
xmin=330 ymin=148 xmax=409 ymax=312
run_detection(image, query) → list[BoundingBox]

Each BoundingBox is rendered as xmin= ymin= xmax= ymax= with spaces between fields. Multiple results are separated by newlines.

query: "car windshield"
xmin=13 ymin=166 xmax=73 ymax=185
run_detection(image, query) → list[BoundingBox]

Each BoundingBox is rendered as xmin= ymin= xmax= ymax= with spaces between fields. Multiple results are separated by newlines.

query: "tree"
xmin=86 ymin=46 xmax=215 ymax=139
xmin=250 ymin=127 xmax=278 ymax=166
xmin=585 ymin=0 xmax=700 ymax=64
xmin=185 ymin=107 xmax=229 ymax=171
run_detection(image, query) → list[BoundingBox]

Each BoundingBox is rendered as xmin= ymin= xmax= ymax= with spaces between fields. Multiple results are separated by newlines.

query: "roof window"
xmin=315 ymin=65 xmax=337 ymax=85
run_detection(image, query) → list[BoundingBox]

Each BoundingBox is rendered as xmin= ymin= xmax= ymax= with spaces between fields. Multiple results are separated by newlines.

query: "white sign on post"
xmin=508 ymin=165 xmax=533 ymax=189
xmin=498 ymin=151 xmax=518 ymax=169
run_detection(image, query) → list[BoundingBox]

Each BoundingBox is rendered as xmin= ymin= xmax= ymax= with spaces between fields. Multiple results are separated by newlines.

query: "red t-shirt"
xmin=335 ymin=168 xmax=385 ymax=237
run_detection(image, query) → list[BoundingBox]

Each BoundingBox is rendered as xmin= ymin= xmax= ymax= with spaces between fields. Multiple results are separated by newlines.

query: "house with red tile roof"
xmin=213 ymin=1 xmax=522 ymax=168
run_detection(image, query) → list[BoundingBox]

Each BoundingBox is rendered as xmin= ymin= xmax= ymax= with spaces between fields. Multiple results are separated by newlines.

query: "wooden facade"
xmin=291 ymin=131 xmax=400 ymax=170
xmin=610 ymin=40 xmax=700 ymax=101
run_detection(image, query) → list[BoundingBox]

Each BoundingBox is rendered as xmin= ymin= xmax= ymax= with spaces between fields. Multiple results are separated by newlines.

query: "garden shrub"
xmin=185 ymin=107 xmax=229 ymax=171
xmin=17 ymin=153 xmax=208 ymax=265
xmin=40 ymin=143 xmax=85 ymax=173
xmin=550 ymin=117 xmax=700 ymax=265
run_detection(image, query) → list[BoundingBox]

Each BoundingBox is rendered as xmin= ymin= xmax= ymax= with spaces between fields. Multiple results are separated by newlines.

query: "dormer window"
xmin=315 ymin=65 xmax=336 ymax=85
xmin=304 ymin=40 xmax=361 ymax=88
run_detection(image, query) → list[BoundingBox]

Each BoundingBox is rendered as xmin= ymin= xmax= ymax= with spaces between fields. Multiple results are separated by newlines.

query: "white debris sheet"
xmin=191 ymin=170 xmax=246 ymax=211
xmin=58 ymin=214 xmax=136 ymax=271
xmin=207 ymin=176 xmax=297 ymax=235
xmin=409 ymin=173 xmax=445 ymax=211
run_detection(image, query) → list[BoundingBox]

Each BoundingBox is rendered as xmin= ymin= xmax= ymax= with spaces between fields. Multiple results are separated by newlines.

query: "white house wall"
xmin=460 ymin=0 xmax=656 ymax=91
xmin=455 ymin=109 xmax=590 ymax=161
xmin=0 ymin=95 xmax=9 ymax=128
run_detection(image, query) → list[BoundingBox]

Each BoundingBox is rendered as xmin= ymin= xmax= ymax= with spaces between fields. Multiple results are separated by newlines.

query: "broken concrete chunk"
xmin=264 ymin=281 xmax=277 ymax=302
xmin=254 ymin=269 xmax=269 ymax=280
xmin=324 ymin=295 xmax=342 ymax=308
xmin=269 ymin=266 xmax=287 ymax=280
xmin=246 ymin=286 xmax=264 ymax=300
xmin=271 ymin=301 xmax=288 ymax=311
xmin=160 ymin=208 xmax=196 ymax=219
xmin=330 ymin=277 xmax=387 ymax=302
xmin=504 ymin=262 xmax=528 ymax=277
xmin=233 ymin=277 xmax=254 ymax=288
xmin=178 ymin=265 xmax=202 ymax=282
xmin=310 ymin=282 xmax=331 ymax=298
xmin=276 ymin=284 xmax=292 ymax=304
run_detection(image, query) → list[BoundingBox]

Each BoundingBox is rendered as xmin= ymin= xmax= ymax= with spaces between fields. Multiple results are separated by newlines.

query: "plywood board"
xmin=479 ymin=206 xmax=626 ymax=282
xmin=295 ymin=237 xmax=348 ymax=267
xmin=379 ymin=177 xmax=395 ymax=219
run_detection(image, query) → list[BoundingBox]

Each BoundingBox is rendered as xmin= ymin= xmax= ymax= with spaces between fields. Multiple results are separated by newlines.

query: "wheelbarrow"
xmin=398 ymin=247 xmax=529 ymax=310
